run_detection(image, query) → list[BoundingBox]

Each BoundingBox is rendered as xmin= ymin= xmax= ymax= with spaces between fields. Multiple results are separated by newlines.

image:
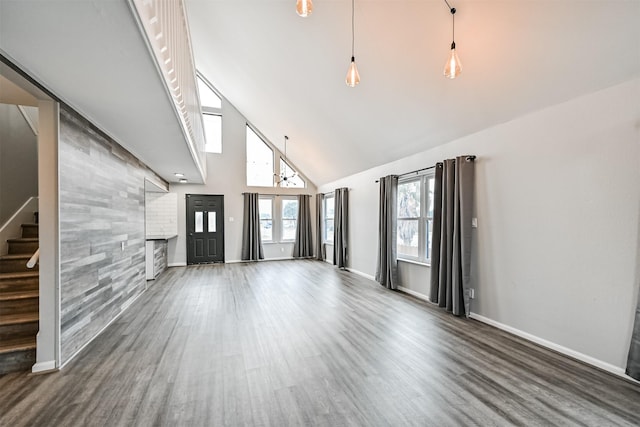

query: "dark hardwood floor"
xmin=1 ymin=260 xmax=638 ymax=426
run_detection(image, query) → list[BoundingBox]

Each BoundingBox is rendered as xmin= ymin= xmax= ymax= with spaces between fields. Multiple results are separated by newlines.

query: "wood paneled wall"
xmin=58 ymin=107 xmax=167 ymax=364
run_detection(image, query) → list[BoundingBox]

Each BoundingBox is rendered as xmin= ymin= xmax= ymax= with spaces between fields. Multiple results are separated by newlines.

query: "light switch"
xmin=471 ymin=218 xmax=478 ymax=228
xmin=229 ymin=217 xmax=234 ymax=222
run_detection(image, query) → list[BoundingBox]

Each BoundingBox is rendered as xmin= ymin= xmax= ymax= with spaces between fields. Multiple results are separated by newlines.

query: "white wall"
xmin=0 ymin=103 xmax=38 ymax=225
xmin=318 ymin=78 xmax=640 ymax=373
xmin=168 ymin=98 xmax=317 ymax=265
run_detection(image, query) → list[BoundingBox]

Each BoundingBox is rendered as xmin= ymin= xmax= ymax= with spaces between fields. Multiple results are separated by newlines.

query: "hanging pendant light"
xmin=296 ymin=0 xmax=313 ymax=17
xmin=443 ymin=6 xmax=462 ymax=79
xmin=345 ymin=0 xmax=360 ymax=87
xmin=275 ymin=136 xmax=299 ymax=186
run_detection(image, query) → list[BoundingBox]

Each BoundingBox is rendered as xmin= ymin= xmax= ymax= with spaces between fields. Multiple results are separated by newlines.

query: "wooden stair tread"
xmin=0 ymin=290 xmax=38 ymax=301
xmin=0 ymin=271 xmax=39 ymax=280
xmin=7 ymin=238 xmax=39 ymax=243
xmin=0 ymin=254 xmax=31 ymax=260
xmin=0 ymin=312 xmax=38 ymax=326
xmin=0 ymin=337 xmax=36 ymax=354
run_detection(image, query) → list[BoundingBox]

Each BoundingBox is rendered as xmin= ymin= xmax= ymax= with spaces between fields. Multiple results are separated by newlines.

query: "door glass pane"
xmin=208 ymin=212 xmax=216 ymax=232
xmin=195 ymin=212 xmax=203 ymax=233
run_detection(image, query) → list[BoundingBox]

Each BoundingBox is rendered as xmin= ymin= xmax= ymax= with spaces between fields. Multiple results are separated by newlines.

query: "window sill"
xmin=398 ymin=258 xmax=431 ymax=268
xmin=323 ymin=242 xmax=334 ymax=245
xmin=262 ymin=241 xmax=294 ymax=245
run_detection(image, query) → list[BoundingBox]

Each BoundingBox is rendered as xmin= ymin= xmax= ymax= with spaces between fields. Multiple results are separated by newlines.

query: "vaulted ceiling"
xmin=0 ymin=1 xmax=638 ymax=187
xmin=186 ymin=0 xmax=640 ymax=185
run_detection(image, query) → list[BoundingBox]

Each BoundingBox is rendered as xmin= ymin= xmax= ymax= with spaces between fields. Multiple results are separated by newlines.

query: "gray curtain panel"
xmin=429 ymin=156 xmax=475 ymax=317
xmin=293 ymin=194 xmax=313 ymax=258
xmin=315 ymin=193 xmax=325 ymax=261
xmin=333 ymin=188 xmax=349 ymax=268
xmin=626 ymin=291 xmax=640 ymax=381
xmin=241 ymin=193 xmax=264 ymax=261
xmin=375 ymin=175 xmax=399 ymax=289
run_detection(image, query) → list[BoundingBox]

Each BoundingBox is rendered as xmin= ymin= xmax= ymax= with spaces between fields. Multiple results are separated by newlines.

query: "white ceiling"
xmin=0 ymin=1 xmax=638 ymax=188
xmin=186 ymin=0 xmax=640 ymax=186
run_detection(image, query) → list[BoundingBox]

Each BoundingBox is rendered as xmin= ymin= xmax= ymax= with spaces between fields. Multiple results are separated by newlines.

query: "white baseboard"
xmin=346 ymin=268 xmax=375 ymax=281
xmin=31 ymin=360 xmax=57 ymax=374
xmin=398 ymin=286 xmax=431 ymax=303
xmin=468 ymin=312 xmax=636 ymax=382
xmin=168 ymin=262 xmax=187 ymax=267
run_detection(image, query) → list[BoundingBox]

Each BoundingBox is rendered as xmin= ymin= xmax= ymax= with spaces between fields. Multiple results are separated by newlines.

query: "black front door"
xmin=186 ymin=194 xmax=224 ymax=264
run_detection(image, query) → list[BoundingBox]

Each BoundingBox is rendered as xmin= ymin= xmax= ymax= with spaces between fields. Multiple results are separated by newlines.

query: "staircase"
xmin=0 ymin=223 xmax=38 ymax=375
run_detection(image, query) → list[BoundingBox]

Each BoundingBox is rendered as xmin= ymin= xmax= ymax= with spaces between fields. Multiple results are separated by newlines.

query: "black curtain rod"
xmin=241 ymin=192 xmax=311 ymax=197
xmin=374 ymin=156 xmax=476 ymax=183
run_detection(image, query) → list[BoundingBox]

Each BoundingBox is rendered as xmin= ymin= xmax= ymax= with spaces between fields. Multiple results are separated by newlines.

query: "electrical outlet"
xmin=469 ymin=288 xmax=475 ymax=299
xmin=121 ymin=241 xmax=125 ymax=251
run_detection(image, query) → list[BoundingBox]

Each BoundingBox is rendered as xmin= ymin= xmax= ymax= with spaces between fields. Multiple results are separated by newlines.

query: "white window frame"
xmin=280 ymin=196 xmax=298 ymax=242
xmin=397 ymin=173 xmax=435 ymax=265
xmin=259 ymin=195 xmax=274 ymax=243
xmin=197 ymin=72 xmax=223 ymax=154
xmin=323 ymin=194 xmax=335 ymax=244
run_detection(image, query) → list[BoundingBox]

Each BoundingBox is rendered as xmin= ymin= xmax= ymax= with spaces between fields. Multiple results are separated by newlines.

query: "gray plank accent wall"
xmin=58 ymin=106 xmax=167 ymax=364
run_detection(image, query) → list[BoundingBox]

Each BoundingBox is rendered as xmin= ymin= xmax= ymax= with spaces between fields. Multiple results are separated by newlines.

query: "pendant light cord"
xmin=351 ymin=0 xmax=355 ymax=59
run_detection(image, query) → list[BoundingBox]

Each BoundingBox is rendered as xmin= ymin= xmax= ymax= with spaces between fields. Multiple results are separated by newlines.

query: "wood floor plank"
xmin=0 ymin=260 xmax=639 ymax=426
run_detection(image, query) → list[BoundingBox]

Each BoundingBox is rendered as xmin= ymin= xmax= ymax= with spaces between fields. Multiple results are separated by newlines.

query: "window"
xmin=281 ymin=198 xmax=298 ymax=241
xmin=323 ymin=194 xmax=334 ymax=243
xmin=197 ymin=74 xmax=222 ymax=153
xmin=202 ymin=114 xmax=221 ymax=153
xmin=397 ymin=174 xmax=435 ymax=264
xmin=259 ymin=197 xmax=273 ymax=242
xmin=246 ymin=126 xmax=274 ymax=187
xmin=279 ymin=158 xmax=306 ymax=188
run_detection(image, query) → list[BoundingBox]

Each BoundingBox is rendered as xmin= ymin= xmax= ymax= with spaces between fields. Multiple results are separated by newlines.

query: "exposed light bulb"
xmin=345 ymin=57 xmax=360 ymax=87
xmin=296 ymin=0 xmax=313 ymax=17
xmin=443 ymin=42 xmax=462 ymax=79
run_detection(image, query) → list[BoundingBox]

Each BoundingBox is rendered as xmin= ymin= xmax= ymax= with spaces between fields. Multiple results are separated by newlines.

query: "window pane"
xmin=208 ymin=212 xmax=216 ymax=232
xmin=397 ymin=219 xmax=419 ymax=257
xmin=197 ymin=76 xmax=222 ymax=109
xmin=279 ymin=158 xmax=305 ymax=187
xmin=325 ymin=219 xmax=334 ymax=242
xmin=282 ymin=199 xmax=298 ymax=220
xmin=203 ymin=114 xmax=222 ymax=153
xmin=260 ymin=220 xmax=272 ymax=241
xmin=259 ymin=199 xmax=273 ymax=220
xmin=259 ymin=198 xmax=273 ymax=241
xmin=282 ymin=219 xmax=297 ymax=241
xmin=427 ymin=177 xmax=435 ymax=218
xmin=325 ymin=196 xmax=334 ymax=219
xmin=195 ymin=211 xmax=203 ymax=233
xmin=247 ymin=127 xmax=274 ymax=187
xmin=398 ymin=181 xmax=420 ymax=218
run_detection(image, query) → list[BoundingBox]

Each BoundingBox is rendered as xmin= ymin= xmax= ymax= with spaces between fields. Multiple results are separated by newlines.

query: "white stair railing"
xmin=129 ymin=0 xmax=207 ymax=181
xmin=27 ymin=248 xmax=39 ymax=269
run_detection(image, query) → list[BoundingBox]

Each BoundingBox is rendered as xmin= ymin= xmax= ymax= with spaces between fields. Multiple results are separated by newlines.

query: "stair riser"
xmin=21 ymin=225 xmax=39 ymax=239
xmin=0 ymin=259 xmax=38 ymax=273
xmin=0 ymin=297 xmax=39 ymax=316
xmin=8 ymin=241 xmax=39 ymax=255
xmin=0 ymin=348 xmax=36 ymax=375
xmin=0 ymin=321 xmax=38 ymax=342
xmin=0 ymin=277 xmax=38 ymax=293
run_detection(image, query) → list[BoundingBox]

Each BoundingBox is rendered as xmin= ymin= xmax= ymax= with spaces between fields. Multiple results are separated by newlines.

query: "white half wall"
xmin=318 ymin=78 xmax=640 ymax=372
xmin=168 ymin=98 xmax=317 ymax=265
